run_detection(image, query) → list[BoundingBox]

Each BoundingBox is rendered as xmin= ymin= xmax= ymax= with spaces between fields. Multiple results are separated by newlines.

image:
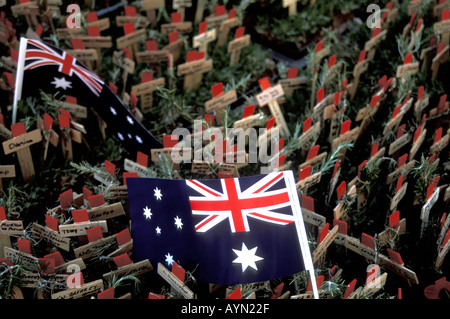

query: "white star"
xmin=143 ymin=206 xmax=152 ymax=219
xmin=165 ymin=253 xmax=174 ymax=266
xmin=154 ymin=187 xmax=162 ymax=200
xmin=232 ymin=243 xmax=263 ymax=273
xmin=110 ymin=106 xmax=117 ymax=115
xmin=155 ymin=226 xmax=161 ymax=234
xmin=51 ymin=77 xmax=72 ymax=90
xmin=117 ymin=132 xmax=124 ymax=140
xmin=174 ymin=216 xmax=183 ymax=229
xmin=126 ymin=116 xmax=134 ymax=125
xmin=136 ymin=135 xmax=143 ymax=144
xmin=127 ymin=133 xmax=132 ymax=139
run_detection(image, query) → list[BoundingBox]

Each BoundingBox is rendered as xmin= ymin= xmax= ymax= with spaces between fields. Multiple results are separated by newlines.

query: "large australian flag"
xmin=13 ymin=37 xmax=161 ymax=155
xmin=127 ymin=170 xmax=315 ymax=286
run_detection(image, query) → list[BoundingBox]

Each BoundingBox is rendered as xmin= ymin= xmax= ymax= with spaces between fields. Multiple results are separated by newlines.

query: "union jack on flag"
xmin=24 ymin=39 xmax=104 ymax=96
xmin=187 ymin=172 xmax=296 ymax=233
xmin=127 ymin=170 xmax=316 ymax=286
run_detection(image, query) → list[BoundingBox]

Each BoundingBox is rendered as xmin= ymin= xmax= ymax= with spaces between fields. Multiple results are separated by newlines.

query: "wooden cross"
xmin=157 ymin=262 xmax=195 ymax=299
xmin=177 ymin=50 xmax=212 ymax=91
xmin=282 ymin=0 xmax=298 ymax=17
xmin=228 ymin=27 xmax=250 ymax=66
xmin=0 ymin=206 xmax=23 ymax=258
xmin=205 ymin=5 xmax=229 ymax=30
xmin=420 ymin=180 xmax=440 ymax=237
xmin=256 ymin=77 xmax=290 ymax=138
xmin=78 ymin=25 xmax=113 ymax=62
xmin=296 ymin=165 xmax=322 ymax=194
xmin=116 ymin=22 xmax=146 ymax=61
xmin=173 ymin=0 xmax=192 ymax=21
xmin=233 ymin=104 xmax=264 ymax=131
xmin=388 ymin=124 xmax=411 ymax=156
xmin=85 ymin=10 xmax=110 ymax=33
xmin=136 ymin=40 xmax=169 ymax=77
xmin=131 ymin=70 xmax=165 ymax=112
xmin=113 ymin=48 xmax=135 ymax=97
xmin=396 ymin=52 xmax=419 ymax=79
xmin=67 ymin=38 xmax=99 ymax=71
xmin=161 ymin=12 xmax=192 ymax=35
xmin=194 ymin=0 xmax=207 ymax=24
xmin=216 ymin=9 xmax=239 ymax=48
xmin=102 ymin=252 xmax=153 ymax=282
xmin=193 ymin=21 xmax=217 ymax=55
xmin=299 ymin=144 xmax=327 ymax=171
xmin=116 ymin=5 xmax=148 ymax=29
xmin=364 ymin=27 xmax=387 ymax=62
xmin=124 ymin=151 xmax=151 ymax=177
xmin=432 ymin=40 xmax=450 ymax=79
xmin=331 ymin=120 xmax=360 ymax=152
xmin=141 ymin=0 xmax=165 ymax=26
xmin=433 ymin=0 xmax=450 ymax=18
xmin=429 ymin=93 xmax=449 ymax=118
xmin=204 ymin=82 xmax=237 ymax=125
xmin=2 ymin=122 xmax=41 ymax=182
xmin=278 ymin=67 xmax=307 ymax=98
xmin=162 ymin=31 xmax=185 ymax=63
xmin=312 ymin=224 xmax=339 ymax=267
xmin=434 ymin=9 xmax=450 ymax=46
xmin=350 ymin=50 xmax=369 ymax=100
xmin=430 ymin=126 xmax=450 ymax=154
xmin=298 ymin=116 xmax=320 ymax=148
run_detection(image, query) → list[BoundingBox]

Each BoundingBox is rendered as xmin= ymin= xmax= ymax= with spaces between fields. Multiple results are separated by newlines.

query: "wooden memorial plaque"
xmin=59 ymin=220 xmax=108 ymax=237
xmin=32 ymin=222 xmax=70 ymax=251
xmin=331 ymin=122 xmax=360 ymax=152
xmin=177 ymin=50 xmax=212 ymax=91
xmin=103 ymin=259 xmax=153 ymax=281
xmin=434 ymin=10 xmax=450 ymax=45
xmin=131 ymin=73 xmax=165 ymax=112
xmin=51 ymin=279 xmax=104 ymax=299
xmin=161 ymin=12 xmax=192 ymax=35
xmin=257 ymin=78 xmax=290 ymax=137
xmin=0 ymin=219 xmax=23 ymax=236
xmin=216 ymin=9 xmax=240 ymax=47
xmin=87 ymin=202 xmax=126 ymax=221
xmin=312 ymin=225 xmax=338 ymax=264
xmin=396 ymin=53 xmax=419 ymax=78
xmin=0 ymin=165 xmax=15 ymax=190
xmin=142 ymin=0 xmax=165 ymax=26
xmin=388 ymin=131 xmax=411 ymax=155
xmin=205 ymin=8 xmax=228 ymax=30
xmin=157 ymin=262 xmax=195 ymax=299
xmin=364 ymin=28 xmax=387 ymax=61
xmin=227 ymin=27 xmax=250 ymax=66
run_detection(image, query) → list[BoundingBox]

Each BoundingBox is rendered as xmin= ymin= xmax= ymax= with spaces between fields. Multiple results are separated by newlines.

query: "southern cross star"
xmin=154 ymin=187 xmax=162 ymax=200
xmin=232 ymin=243 xmax=263 ymax=273
xmin=174 ymin=216 xmax=183 ymax=229
xmin=143 ymin=206 xmax=152 ymax=219
xmin=165 ymin=253 xmax=174 ymax=266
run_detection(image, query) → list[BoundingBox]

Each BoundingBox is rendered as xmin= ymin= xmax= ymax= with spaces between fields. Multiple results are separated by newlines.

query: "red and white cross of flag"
xmin=24 ymin=39 xmax=104 ymax=96
xmin=187 ymin=172 xmax=296 ymax=233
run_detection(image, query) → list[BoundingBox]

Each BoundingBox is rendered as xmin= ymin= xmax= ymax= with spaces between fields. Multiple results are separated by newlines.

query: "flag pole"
xmin=12 ymin=37 xmax=28 ymax=124
xmin=285 ymin=170 xmax=320 ymax=299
